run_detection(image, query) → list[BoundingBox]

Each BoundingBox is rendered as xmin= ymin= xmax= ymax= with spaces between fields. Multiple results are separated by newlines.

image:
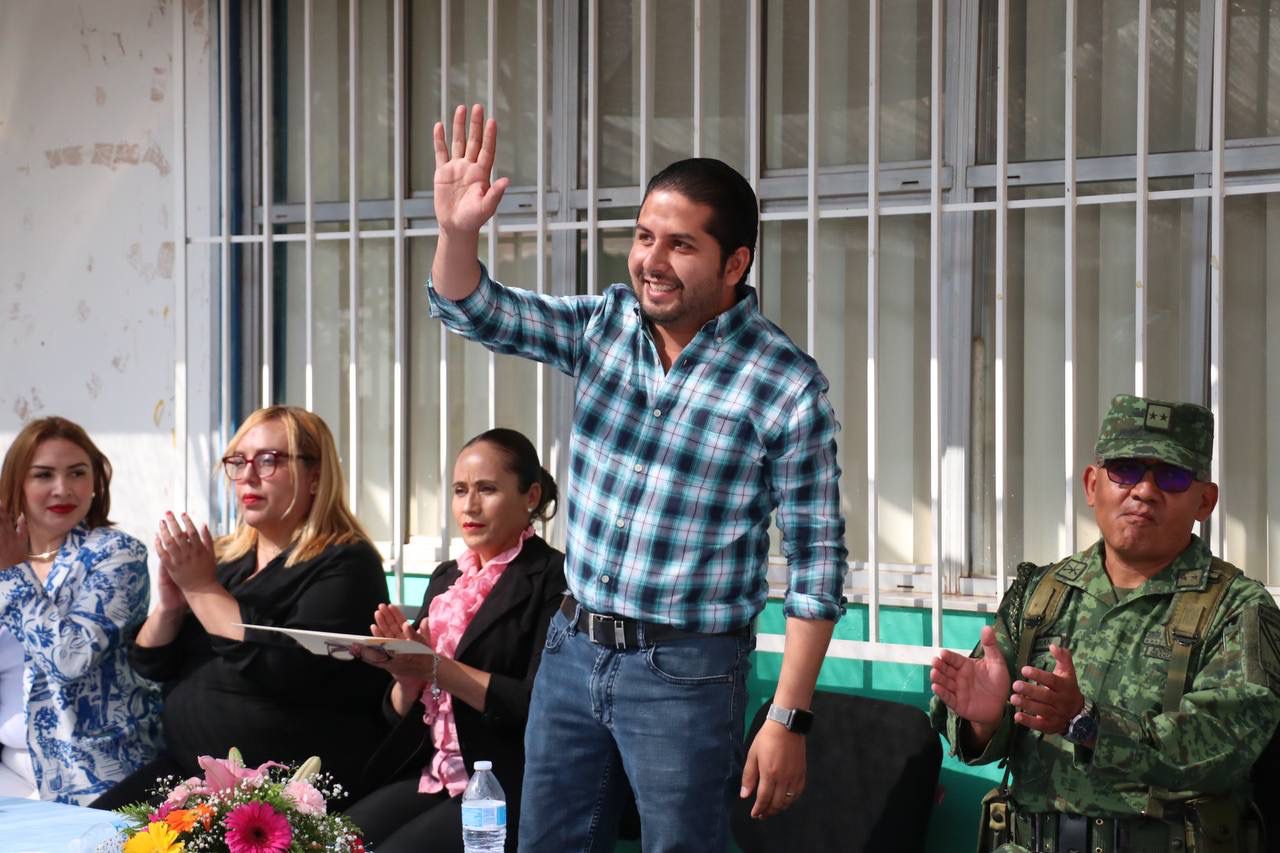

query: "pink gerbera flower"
xmin=224 ymin=802 xmax=292 ymax=853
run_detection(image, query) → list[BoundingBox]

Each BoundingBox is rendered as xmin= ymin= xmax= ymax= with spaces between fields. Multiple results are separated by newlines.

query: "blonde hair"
xmin=217 ymin=406 xmax=371 ymax=567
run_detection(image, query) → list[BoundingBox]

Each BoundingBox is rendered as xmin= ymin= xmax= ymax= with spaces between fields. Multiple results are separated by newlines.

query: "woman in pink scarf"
xmin=347 ymin=429 xmax=564 ymax=853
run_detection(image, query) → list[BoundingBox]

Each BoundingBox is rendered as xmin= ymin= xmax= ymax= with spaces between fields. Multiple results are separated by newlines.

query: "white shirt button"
xmin=653 ymin=408 xmax=662 ymax=417
xmin=633 ymin=463 xmax=644 ymax=473
xmin=601 ymin=574 xmax=611 ymax=584
xmin=615 ymin=518 xmax=626 ymax=528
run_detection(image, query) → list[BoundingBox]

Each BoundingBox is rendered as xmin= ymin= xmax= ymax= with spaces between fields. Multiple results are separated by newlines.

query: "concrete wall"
xmin=0 ymin=0 xmax=215 ymax=569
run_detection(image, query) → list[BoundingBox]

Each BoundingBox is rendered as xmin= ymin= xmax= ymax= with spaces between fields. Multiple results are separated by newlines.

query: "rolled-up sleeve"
xmin=768 ymin=376 xmax=848 ymax=623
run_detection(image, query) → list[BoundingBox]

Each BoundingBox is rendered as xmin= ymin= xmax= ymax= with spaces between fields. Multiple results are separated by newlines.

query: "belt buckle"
xmin=588 ymin=613 xmax=628 ymax=649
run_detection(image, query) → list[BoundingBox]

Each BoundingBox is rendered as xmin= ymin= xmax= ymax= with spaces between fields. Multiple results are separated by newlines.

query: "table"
xmin=0 ymin=796 xmax=128 ymax=853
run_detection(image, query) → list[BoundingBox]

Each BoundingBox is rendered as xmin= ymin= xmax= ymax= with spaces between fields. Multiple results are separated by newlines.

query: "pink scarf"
xmin=419 ymin=526 xmax=534 ymax=796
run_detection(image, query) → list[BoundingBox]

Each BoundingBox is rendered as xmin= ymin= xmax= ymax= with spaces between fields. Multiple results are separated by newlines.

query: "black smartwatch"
xmin=766 ymin=703 xmax=815 ymax=734
xmin=1062 ymin=697 xmax=1097 ymax=745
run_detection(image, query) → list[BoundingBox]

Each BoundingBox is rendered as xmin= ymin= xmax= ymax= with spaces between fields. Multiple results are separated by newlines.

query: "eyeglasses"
xmin=323 ymin=641 xmax=392 ymax=664
xmin=221 ymin=450 xmax=314 ymax=481
xmin=1102 ymin=458 xmax=1197 ymax=493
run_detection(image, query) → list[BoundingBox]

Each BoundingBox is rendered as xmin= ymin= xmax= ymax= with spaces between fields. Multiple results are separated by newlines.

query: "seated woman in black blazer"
xmin=91 ymin=406 xmax=390 ymax=809
xmin=346 ymin=428 xmax=566 ymax=853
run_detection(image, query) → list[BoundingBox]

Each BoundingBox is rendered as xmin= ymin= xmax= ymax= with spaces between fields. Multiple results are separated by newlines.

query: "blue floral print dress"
xmin=0 ymin=524 xmax=161 ymax=804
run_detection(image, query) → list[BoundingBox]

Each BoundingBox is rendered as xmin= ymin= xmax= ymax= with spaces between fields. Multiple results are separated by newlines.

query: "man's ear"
xmin=723 ymin=246 xmax=750 ymax=288
xmin=1194 ymin=481 xmax=1219 ymax=522
xmin=1082 ymin=464 xmax=1099 ymax=508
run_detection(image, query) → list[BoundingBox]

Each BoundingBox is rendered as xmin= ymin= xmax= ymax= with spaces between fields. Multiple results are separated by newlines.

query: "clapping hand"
xmin=0 ymin=503 xmax=27 ymax=569
xmin=155 ymin=511 xmax=217 ymax=594
xmin=1010 ymin=644 xmax=1086 ymax=736
xmin=930 ymin=625 xmax=1011 ymax=746
xmin=432 ymin=104 xmax=508 ymax=236
xmin=359 ymin=603 xmax=436 ymax=687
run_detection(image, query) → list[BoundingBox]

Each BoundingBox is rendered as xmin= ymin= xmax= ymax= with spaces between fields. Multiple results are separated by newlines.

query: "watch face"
xmin=1066 ymin=712 xmax=1097 ymax=744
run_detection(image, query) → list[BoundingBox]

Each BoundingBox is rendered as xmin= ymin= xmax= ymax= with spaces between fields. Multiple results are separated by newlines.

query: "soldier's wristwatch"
xmin=1062 ymin=697 xmax=1097 ymax=745
xmin=766 ymin=703 xmax=815 ymax=734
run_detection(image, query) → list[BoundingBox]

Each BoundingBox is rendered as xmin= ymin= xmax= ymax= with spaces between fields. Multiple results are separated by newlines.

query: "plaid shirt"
xmin=429 ymin=268 xmax=847 ymax=632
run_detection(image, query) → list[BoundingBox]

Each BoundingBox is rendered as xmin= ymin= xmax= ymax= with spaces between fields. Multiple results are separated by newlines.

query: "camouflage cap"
xmin=1094 ymin=394 xmax=1214 ymax=480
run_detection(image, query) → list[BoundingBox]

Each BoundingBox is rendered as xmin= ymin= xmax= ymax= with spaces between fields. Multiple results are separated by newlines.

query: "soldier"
xmin=930 ymin=394 xmax=1280 ymax=852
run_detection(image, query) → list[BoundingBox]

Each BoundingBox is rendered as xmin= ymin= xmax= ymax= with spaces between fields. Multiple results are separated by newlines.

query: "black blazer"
xmin=362 ymin=535 xmax=566 ymax=819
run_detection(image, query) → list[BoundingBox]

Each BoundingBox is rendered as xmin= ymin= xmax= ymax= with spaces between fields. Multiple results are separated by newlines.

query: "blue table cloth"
xmin=0 ymin=796 xmax=127 ymax=853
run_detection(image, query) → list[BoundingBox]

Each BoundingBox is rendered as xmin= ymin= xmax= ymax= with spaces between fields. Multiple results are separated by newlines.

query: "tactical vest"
xmin=1009 ymin=556 xmax=1240 ymax=819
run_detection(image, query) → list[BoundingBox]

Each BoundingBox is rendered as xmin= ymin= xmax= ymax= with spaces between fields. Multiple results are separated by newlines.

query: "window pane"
xmin=448 ymin=0 xmax=490 ymax=111
xmin=590 ymin=0 xmax=640 ymax=188
xmin=409 ymin=0 xmax=444 ymax=193
xmin=359 ymin=0 xmax=395 ymax=200
xmin=495 ymin=0 xmax=554 ymax=188
xmin=812 ymin=219 xmax=868 ymax=565
xmin=651 ymin=0 xmax=694 ymax=173
xmin=408 ymin=236 xmax=443 ymax=541
xmin=311 ymin=0 xmax=352 ymax=203
xmin=357 ymin=235 xmax=395 ymax=544
xmin=492 ymin=233 xmax=546 ymax=455
xmin=1222 ymin=193 xmax=1280 ymax=585
xmin=310 ymin=229 xmax=353 ymax=467
xmin=1227 ymin=1 xmax=1280 ymax=140
xmin=699 ymin=0 xmax=748 ymax=174
xmin=978 ymin=0 xmax=1202 ymax=164
xmin=764 ymin=0 xmax=809 ymax=171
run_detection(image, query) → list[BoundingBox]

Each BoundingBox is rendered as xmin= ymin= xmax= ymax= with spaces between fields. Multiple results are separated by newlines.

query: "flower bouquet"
xmin=110 ymin=748 xmax=366 ymax=853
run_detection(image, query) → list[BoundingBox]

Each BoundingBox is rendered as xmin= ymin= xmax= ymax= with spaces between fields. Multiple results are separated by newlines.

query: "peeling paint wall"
xmin=0 ymin=0 xmax=214 ymax=562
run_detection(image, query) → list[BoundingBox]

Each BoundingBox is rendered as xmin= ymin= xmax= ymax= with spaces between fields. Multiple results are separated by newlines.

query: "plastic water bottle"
xmin=461 ymin=760 xmax=507 ymax=853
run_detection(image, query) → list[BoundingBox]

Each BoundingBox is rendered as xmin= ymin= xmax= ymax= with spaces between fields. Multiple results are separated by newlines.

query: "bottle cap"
xmin=474 ymin=760 xmax=493 ymax=771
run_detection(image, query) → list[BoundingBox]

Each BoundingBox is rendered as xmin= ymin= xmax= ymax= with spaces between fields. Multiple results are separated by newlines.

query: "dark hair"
xmin=461 ymin=428 xmax=559 ymax=522
xmin=642 ymin=157 xmax=759 ymax=287
xmin=0 ymin=416 xmax=113 ymax=529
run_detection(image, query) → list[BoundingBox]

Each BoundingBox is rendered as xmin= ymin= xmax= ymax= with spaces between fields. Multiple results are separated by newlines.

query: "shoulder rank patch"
xmin=1242 ymin=604 xmax=1280 ymax=696
xmin=1055 ymin=559 xmax=1086 ymax=582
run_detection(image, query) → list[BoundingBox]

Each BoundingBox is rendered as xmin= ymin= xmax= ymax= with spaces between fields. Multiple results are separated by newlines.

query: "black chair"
xmin=731 ymin=691 xmax=942 ymax=853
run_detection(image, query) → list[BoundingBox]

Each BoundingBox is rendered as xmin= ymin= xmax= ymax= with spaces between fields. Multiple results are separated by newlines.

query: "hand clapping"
xmin=155 ymin=511 xmax=217 ymax=594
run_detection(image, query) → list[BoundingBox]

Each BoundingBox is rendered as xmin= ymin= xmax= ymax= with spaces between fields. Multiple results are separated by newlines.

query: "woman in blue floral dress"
xmin=0 ymin=416 xmax=161 ymax=805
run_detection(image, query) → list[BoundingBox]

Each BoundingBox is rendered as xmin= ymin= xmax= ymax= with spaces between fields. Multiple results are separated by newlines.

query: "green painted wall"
xmin=388 ymin=577 xmax=997 ymax=851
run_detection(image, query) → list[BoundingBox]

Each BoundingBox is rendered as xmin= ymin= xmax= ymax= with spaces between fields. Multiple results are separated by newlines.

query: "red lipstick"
xmin=47 ymin=504 xmax=77 ymax=514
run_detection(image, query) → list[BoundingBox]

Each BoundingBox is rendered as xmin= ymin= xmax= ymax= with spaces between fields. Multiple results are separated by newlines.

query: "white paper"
xmin=234 ymin=623 xmax=434 ymax=657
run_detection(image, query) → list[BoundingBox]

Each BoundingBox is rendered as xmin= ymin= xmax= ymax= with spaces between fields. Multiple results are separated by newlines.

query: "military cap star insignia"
xmin=1145 ymin=404 xmax=1173 ymax=431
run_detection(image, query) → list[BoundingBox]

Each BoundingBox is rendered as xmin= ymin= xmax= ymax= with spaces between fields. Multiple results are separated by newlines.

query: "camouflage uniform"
xmin=931 ymin=534 xmax=1280 ymax=815
xmin=931 ymin=394 xmax=1280 ymax=841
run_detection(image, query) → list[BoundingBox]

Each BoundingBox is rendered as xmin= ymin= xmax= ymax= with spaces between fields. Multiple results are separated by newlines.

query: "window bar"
xmin=1134 ymin=0 xmax=1150 ymax=396
xmin=692 ymin=0 xmax=702 ymax=158
xmin=928 ymin=0 xmax=942 ymax=645
xmin=1209 ymin=0 xmax=1226 ymax=555
xmin=218 ymin=0 xmax=232 ymax=530
xmin=586 ymin=0 xmax=598 ymax=295
xmin=392 ymin=0 xmax=407 ymax=600
xmin=486 ymin=0 xmax=498 ymax=429
xmin=866 ymin=0 xmax=880 ymax=642
xmin=174 ymin=0 xmax=189 ymax=513
xmin=994 ymin=0 xmax=1009 ymax=594
xmin=347 ymin=0 xmax=361 ymax=509
xmin=304 ymin=0 xmax=315 ymax=412
xmin=261 ymin=0 xmax=274 ymax=408
xmin=1064 ymin=0 xmax=1077 ymax=554
xmin=746 ymin=0 xmax=760 ymax=290
xmin=639 ymin=0 xmax=651 ymax=190
xmin=438 ymin=0 xmax=452 ymax=556
xmin=536 ymin=0 xmax=547 ymax=457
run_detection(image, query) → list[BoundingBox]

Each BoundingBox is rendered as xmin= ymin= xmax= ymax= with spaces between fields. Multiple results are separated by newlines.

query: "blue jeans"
xmin=517 ymin=606 xmax=755 ymax=853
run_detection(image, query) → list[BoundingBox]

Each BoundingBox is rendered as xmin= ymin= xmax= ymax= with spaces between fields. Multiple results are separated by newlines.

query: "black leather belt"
xmin=559 ymin=596 xmax=748 ymax=650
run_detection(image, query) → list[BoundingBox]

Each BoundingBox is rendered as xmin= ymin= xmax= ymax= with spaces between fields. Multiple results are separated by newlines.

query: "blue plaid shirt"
xmin=429 ymin=268 xmax=847 ymax=632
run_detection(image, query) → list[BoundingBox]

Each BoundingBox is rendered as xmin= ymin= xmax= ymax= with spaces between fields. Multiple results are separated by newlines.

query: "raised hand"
xmin=432 ymin=104 xmax=509 ymax=236
xmin=930 ymin=625 xmax=1011 ymax=742
xmin=1011 ymin=643 xmax=1086 ymax=735
xmin=0 ymin=503 xmax=27 ymax=569
xmin=155 ymin=511 xmax=218 ymax=594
